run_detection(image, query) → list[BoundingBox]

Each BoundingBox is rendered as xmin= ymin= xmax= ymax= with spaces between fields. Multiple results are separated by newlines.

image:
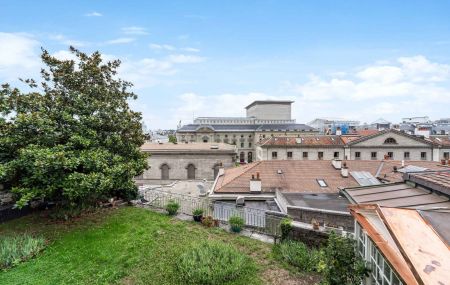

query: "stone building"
xmin=139 ymin=142 xmax=236 ymax=182
xmin=176 ymin=100 xmax=317 ymax=163
xmin=256 ymin=129 xmax=450 ymax=162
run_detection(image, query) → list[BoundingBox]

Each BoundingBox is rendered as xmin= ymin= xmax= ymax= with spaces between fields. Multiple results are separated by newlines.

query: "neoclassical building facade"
xmin=139 ymin=143 xmax=236 ymax=182
xmin=256 ymin=129 xmax=450 ymax=162
xmin=176 ymin=101 xmax=317 ymax=163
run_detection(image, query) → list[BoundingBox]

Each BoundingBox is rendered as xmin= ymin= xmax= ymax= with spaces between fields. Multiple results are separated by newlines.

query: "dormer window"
xmin=384 ymin=137 xmax=397 ymax=144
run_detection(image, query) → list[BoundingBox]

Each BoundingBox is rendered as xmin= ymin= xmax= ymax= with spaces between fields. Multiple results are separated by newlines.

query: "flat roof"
xmin=341 ymin=182 xmax=450 ymax=210
xmin=245 ymin=100 xmax=294 ymax=109
xmin=281 ymin=192 xmax=350 ymax=212
xmin=140 ymin=142 xmax=236 ymax=153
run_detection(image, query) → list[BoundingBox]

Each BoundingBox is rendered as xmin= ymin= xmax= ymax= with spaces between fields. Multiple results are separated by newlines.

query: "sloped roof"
xmin=350 ymin=205 xmax=450 ymax=285
xmin=140 ymin=142 xmax=236 ymax=153
xmin=428 ymin=136 xmax=450 ymax=147
xmin=214 ymin=160 xmax=445 ymax=193
xmin=346 ymin=129 xmax=434 ymax=146
xmin=177 ymin=123 xmax=316 ymax=132
xmin=259 ymin=136 xmax=344 ymax=147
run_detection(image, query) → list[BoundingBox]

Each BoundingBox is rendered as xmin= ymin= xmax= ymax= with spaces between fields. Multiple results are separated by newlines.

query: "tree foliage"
xmin=0 ymin=47 xmax=148 ymax=208
xmin=168 ymin=134 xmax=177 ymax=144
xmin=317 ymin=232 xmax=369 ymax=285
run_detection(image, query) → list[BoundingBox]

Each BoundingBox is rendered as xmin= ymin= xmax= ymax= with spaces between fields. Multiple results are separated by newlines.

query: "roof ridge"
xmin=216 ymin=161 xmax=262 ymax=190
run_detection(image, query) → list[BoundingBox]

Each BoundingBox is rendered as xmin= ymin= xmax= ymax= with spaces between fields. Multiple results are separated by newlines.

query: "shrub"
xmin=273 ymin=240 xmax=319 ymax=272
xmin=201 ymin=216 xmax=215 ymax=227
xmin=0 ymin=234 xmax=46 ymax=269
xmin=165 ymin=200 xmax=180 ymax=216
xmin=280 ymin=218 xmax=293 ymax=241
xmin=177 ymin=241 xmax=255 ymax=284
xmin=317 ymin=231 xmax=369 ymax=285
xmin=193 ymin=208 xmax=204 ymax=216
xmin=228 ymin=215 xmax=244 ymax=233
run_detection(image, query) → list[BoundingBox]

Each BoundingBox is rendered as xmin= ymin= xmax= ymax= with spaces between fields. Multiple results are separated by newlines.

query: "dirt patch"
xmin=261 ymin=267 xmax=321 ymax=285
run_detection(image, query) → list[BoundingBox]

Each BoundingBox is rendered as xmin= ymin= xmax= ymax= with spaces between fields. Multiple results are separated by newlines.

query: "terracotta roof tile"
xmin=215 ymin=160 xmax=446 ymax=194
xmin=259 ymin=136 xmax=344 ymax=147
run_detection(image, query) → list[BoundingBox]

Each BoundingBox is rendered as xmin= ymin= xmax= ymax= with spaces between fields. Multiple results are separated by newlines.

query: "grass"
xmin=0 ymin=234 xmax=46 ymax=269
xmin=177 ymin=241 xmax=255 ymax=284
xmin=0 ymin=206 xmax=319 ymax=285
xmin=273 ymin=240 xmax=320 ymax=272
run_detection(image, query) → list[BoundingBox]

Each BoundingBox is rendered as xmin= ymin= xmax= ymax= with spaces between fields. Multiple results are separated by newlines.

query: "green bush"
xmin=165 ymin=200 xmax=180 ymax=216
xmin=193 ymin=208 xmax=204 ymax=216
xmin=177 ymin=241 xmax=255 ymax=284
xmin=280 ymin=218 xmax=293 ymax=241
xmin=317 ymin=232 xmax=369 ymax=285
xmin=228 ymin=215 xmax=244 ymax=233
xmin=273 ymin=240 xmax=319 ymax=272
xmin=0 ymin=234 xmax=46 ymax=269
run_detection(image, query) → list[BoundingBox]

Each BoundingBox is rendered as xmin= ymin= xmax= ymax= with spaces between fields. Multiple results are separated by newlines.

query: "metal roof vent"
xmin=277 ymin=169 xmax=283 ymax=174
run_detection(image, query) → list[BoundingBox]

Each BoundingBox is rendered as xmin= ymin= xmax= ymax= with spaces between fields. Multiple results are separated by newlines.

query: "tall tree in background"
xmin=0 ymin=47 xmax=148 ymax=208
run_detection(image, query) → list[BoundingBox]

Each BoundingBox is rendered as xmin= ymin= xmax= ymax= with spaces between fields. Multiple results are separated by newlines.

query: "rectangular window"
xmin=318 ymin=152 xmax=324 ymax=160
xmin=272 ymin=151 xmax=277 ymax=159
xmin=240 ymin=142 xmax=244 ymax=147
xmin=404 ymin=152 xmax=410 ymax=159
xmin=388 ymin=152 xmax=394 ymax=159
xmin=287 ymin=151 xmax=293 ymax=159
xmin=421 ymin=152 xmax=427 ymax=160
xmin=248 ymin=142 xmax=252 ymax=148
xmin=355 ymin=152 xmax=361 ymax=160
xmin=371 ymin=152 xmax=377 ymax=160
xmin=444 ymin=152 xmax=450 ymax=159
xmin=302 ymin=152 xmax=308 ymax=159
xmin=334 ymin=152 xmax=339 ymax=158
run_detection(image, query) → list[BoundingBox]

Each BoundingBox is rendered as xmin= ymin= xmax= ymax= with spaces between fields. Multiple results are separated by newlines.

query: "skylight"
xmin=317 ymin=179 xmax=328 ymax=187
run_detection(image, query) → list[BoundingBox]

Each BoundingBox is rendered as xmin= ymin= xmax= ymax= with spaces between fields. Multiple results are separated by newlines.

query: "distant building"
xmin=138 ymin=143 xmax=236 ymax=182
xmin=256 ymin=129 xmax=450 ymax=162
xmin=308 ymin=118 xmax=360 ymax=134
xmin=176 ymin=100 xmax=317 ymax=164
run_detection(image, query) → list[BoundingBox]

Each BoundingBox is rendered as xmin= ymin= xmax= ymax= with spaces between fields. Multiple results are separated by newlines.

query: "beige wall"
xmin=246 ymin=103 xmax=291 ymax=120
xmin=143 ymin=153 xmax=235 ymax=181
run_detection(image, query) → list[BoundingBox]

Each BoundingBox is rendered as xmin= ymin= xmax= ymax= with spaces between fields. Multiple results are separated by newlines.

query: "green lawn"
xmin=0 ymin=206 xmax=319 ymax=285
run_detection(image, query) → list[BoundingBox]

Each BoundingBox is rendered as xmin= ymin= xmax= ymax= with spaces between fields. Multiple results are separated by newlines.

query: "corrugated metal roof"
xmin=350 ymin=171 xmax=381 ymax=186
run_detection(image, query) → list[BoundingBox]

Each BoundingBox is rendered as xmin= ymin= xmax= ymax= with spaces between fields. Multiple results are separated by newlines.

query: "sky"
xmin=1 ymin=0 xmax=450 ymax=129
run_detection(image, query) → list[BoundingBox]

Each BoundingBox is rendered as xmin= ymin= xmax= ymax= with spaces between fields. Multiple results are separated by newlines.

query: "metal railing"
xmin=141 ymin=189 xmax=213 ymax=217
xmin=140 ymin=189 xmax=286 ymax=237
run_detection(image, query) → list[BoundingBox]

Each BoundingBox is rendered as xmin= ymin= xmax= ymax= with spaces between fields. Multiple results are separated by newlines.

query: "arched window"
xmin=239 ymin=152 xmax=245 ymax=163
xmin=160 ymin=164 xmax=170 ymax=180
xmin=248 ymin=152 xmax=253 ymax=163
xmin=212 ymin=163 xmax=222 ymax=179
xmin=384 ymin=137 xmax=397 ymax=144
xmin=187 ymin=164 xmax=196 ymax=179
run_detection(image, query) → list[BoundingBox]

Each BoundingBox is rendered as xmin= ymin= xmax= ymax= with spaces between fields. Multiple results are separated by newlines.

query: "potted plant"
xmin=166 ymin=200 xmax=180 ymax=216
xmin=192 ymin=208 xmax=204 ymax=222
xmin=229 ymin=215 xmax=244 ymax=233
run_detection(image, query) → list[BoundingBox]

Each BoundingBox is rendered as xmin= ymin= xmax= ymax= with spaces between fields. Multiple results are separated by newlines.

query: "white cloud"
xmin=85 ymin=12 xmax=102 ymax=17
xmin=181 ymin=47 xmax=200 ymax=52
xmin=288 ymin=55 xmax=450 ymax=123
xmin=0 ymin=32 xmax=40 ymax=82
xmin=105 ymin=37 xmax=135 ymax=45
xmin=49 ymin=34 xmax=87 ymax=47
xmin=149 ymin=43 xmax=175 ymax=51
xmin=121 ymin=26 xmax=149 ymax=35
xmin=168 ymin=54 xmax=205 ymax=63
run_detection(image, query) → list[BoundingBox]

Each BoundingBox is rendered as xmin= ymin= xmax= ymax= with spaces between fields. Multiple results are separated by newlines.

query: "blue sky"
xmin=1 ymin=0 xmax=450 ymax=129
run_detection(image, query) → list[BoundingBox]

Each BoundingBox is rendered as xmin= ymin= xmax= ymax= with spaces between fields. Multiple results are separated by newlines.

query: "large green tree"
xmin=0 ymin=47 xmax=148 ymax=208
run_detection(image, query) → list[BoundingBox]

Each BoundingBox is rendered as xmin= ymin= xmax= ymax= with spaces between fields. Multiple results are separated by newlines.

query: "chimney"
xmin=250 ymin=173 xmax=262 ymax=192
xmin=341 ymin=164 xmax=349 ymax=178
xmin=332 ymin=159 xmax=342 ymax=170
